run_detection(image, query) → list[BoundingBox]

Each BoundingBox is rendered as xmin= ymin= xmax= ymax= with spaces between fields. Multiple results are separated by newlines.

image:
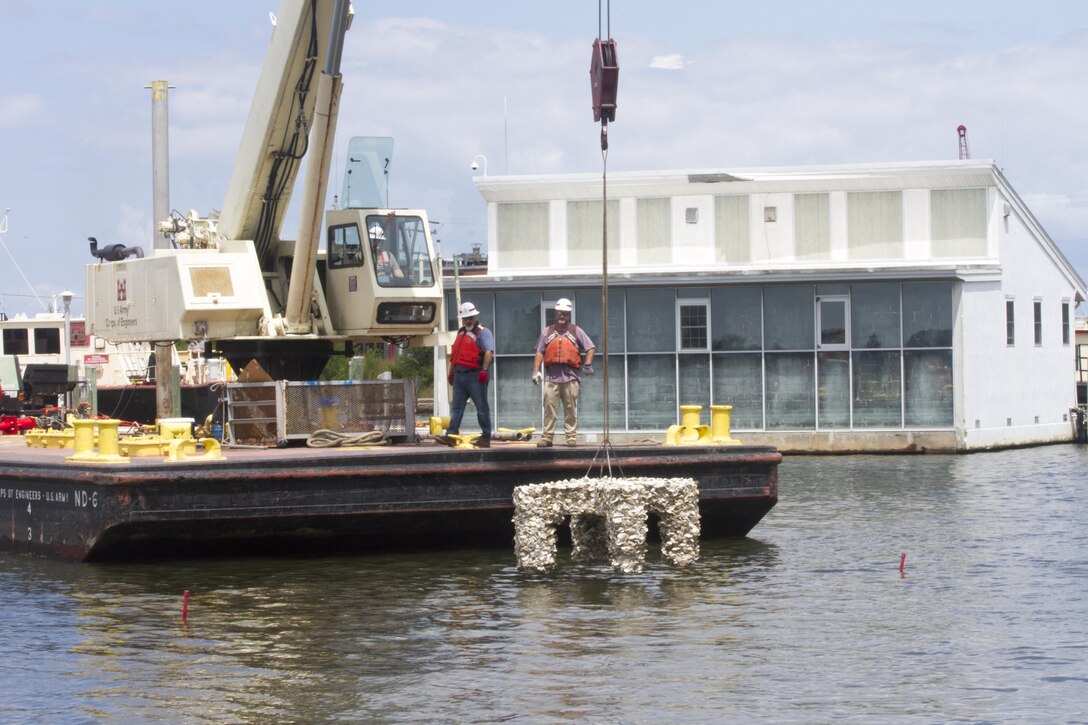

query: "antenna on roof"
xmin=957 ymin=125 xmax=970 ymax=160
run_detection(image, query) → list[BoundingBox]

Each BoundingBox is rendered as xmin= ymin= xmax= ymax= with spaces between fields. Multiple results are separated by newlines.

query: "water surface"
xmin=1 ymin=446 xmax=1086 ymax=723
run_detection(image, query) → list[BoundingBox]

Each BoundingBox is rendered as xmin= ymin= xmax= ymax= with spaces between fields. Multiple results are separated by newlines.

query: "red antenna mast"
xmin=957 ymin=124 xmax=970 ymax=160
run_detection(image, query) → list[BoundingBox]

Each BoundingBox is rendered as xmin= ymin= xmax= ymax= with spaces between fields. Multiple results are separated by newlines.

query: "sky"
xmin=3 ymin=0 xmax=1088 ymax=317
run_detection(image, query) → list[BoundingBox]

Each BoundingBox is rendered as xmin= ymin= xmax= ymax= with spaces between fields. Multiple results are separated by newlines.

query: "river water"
xmin=1 ymin=445 xmax=1086 ymax=724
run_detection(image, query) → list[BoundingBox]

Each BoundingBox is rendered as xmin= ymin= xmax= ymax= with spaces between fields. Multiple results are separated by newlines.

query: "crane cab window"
xmin=367 ymin=215 xmax=436 ymax=288
xmin=328 ymin=224 xmax=364 ymax=269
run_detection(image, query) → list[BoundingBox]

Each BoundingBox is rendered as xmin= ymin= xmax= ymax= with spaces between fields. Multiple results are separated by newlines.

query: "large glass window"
xmin=766 ymin=352 xmax=815 ymax=429
xmin=852 ymin=350 xmax=902 ymax=427
xmin=575 ymin=288 xmax=625 ymax=354
xmin=902 ymin=282 xmax=952 ymax=347
xmin=904 ymin=349 xmax=953 ymax=427
xmin=494 ymin=291 xmax=540 ymax=355
xmin=627 ymin=288 xmax=676 ymax=352
xmin=578 ymin=355 xmax=626 ymax=431
xmin=851 ymin=283 xmax=901 ymax=348
xmin=818 ymin=351 xmax=851 ymax=428
xmin=678 ymin=354 xmax=711 ymax=412
xmin=484 ymin=279 xmax=957 ymax=434
xmin=712 ymin=353 xmax=763 ymax=428
xmin=764 ymin=286 xmax=814 ymax=350
xmin=712 ymin=286 xmax=762 ymax=351
xmin=627 ymin=354 xmax=676 ymax=429
xmin=495 ymin=356 xmax=541 ymax=430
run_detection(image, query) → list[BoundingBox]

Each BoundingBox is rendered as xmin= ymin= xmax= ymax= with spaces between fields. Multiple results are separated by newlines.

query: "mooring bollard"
xmin=512 ymin=477 xmax=701 ymax=573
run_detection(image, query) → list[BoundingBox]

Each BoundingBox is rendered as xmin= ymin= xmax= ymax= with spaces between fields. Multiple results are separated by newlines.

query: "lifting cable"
xmin=589 ymin=0 xmax=621 ymax=478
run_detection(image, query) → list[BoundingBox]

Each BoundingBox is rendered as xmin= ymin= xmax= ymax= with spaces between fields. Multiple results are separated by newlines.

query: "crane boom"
xmin=217 ymin=0 xmax=343 ymax=270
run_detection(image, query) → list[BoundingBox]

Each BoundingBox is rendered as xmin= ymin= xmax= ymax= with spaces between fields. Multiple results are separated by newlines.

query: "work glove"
xmin=582 ymin=364 xmax=595 ymax=376
xmin=530 ymin=370 xmax=543 ymax=385
xmin=478 ymin=369 xmax=489 ymax=384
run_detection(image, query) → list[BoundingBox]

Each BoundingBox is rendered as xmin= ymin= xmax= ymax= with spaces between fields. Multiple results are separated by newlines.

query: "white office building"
xmin=441 ymin=160 xmax=1085 ymax=452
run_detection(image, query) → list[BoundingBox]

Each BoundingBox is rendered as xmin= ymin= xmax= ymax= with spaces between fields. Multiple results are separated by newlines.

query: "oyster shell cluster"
xmin=512 ymin=477 xmax=701 ymax=573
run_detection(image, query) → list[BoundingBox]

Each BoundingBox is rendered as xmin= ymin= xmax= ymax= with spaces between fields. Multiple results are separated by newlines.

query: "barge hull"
xmin=0 ymin=442 xmax=779 ymax=562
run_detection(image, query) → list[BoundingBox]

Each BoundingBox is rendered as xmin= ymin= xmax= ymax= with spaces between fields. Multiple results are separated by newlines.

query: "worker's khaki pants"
xmin=542 ymin=379 xmax=580 ymax=443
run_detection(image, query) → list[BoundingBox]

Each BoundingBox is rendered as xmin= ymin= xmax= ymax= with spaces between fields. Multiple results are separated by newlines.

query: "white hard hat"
xmin=555 ymin=298 xmax=573 ymax=312
xmin=368 ymin=224 xmax=384 ymax=239
xmin=459 ymin=301 xmax=479 ymax=317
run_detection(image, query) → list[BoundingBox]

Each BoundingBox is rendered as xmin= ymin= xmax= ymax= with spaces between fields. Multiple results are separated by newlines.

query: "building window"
xmin=1006 ymin=299 xmax=1015 ymax=346
xmin=1062 ymin=301 xmax=1070 ymax=346
xmin=677 ymin=301 xmax=709 ymax=351
xmin=931 ymin=188 xmax=987 ymax=257
xmin=34 ymin=328 xmax=61 ymax=355
xmin=1034 ymin=299 xmax=1042 ymax=346
xmin=636 ymin=197 xmax=671 ymax=264
xmin=715 ymin=196 xmax=750 ymax=264
xmin=568 ymin=200 xmax=620 ymax=267
xmin=497 ymin=202 xmax=549 ymax=269
xmin=2 ymin=328 xmax=29 ymax=355
xmin=847 ymin=190 xmax=904 ymax=260
xmin=816 ymin=296 xmax=849 ymax=350
xmin=795 ymin=193 xmax=831 ymax=260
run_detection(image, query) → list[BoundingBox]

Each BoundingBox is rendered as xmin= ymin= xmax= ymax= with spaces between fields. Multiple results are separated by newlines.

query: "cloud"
xmin=650 ymin=54 xmax=685 ymax=70
xmin=0 ymin=93 xmax=46 ymax=128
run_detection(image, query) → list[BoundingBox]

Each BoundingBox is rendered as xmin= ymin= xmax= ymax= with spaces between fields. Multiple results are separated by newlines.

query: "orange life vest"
xmin=451 ymin=324 xmax=485 ymax=369
xmin=543 ymin=325 xmax=582 ymax=368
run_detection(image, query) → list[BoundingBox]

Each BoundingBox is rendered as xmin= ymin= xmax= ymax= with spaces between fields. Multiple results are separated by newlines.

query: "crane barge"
xmin=0 ymin=0 xmax=778 ymax=562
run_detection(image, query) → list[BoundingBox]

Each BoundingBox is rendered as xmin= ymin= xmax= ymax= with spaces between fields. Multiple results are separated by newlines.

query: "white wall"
xmin=959 ymin=197 xmax=1078 ymax=448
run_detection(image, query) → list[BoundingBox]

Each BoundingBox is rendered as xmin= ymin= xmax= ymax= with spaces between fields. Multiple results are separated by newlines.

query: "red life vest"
xmin=451 ymin=324 xmax=486 ymax=369
xmin=543 ymin=325 xmax=582 ymax=368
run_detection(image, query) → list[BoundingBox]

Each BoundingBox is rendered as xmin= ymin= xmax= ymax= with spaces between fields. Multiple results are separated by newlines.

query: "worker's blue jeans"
xmin=448 ymin=367 xmax=491 ymax=440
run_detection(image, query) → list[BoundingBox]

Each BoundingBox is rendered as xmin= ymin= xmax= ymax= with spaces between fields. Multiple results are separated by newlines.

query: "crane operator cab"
xmin=324 ymin=207 xmax=442 ymax=339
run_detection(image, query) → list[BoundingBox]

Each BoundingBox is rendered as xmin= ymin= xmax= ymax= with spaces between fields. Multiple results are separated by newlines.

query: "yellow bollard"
xmin=710 ymin=404 xmax=742 ymax=445
xmin=65 ymin=419 xmax=100 ymax=462
xmin=95 ymin=419 xmax=131 ymax=463
xmin=679 ymin=404 xmax=703 ymax=429
xmin=429 ymin=416 xmax=451 ymax=436
xmin=158 ymin=417 xmax=194 ymax=440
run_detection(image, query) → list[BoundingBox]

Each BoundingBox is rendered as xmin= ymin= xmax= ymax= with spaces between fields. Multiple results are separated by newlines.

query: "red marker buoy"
xmin=182 ymin=589 xmax=190 ymax=622
xmin=899 ymin=552 xmax=906 ymax=574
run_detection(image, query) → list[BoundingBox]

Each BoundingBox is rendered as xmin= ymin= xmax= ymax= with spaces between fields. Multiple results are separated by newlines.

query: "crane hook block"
xmin=590 ymin=38 xmax=619 ymax=123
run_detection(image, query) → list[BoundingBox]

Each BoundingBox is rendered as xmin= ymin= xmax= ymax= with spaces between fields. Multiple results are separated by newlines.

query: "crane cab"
xmin=323 ymin=208 xmax=442 ymax=339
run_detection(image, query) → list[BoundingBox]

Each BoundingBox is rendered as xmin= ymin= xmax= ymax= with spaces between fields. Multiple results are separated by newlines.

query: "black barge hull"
xmin=0 ymin=441 xmax=779 ymax=562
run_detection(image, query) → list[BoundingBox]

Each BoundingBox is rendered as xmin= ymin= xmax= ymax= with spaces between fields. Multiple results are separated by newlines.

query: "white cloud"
xmin=0 ymin=93 xmax=46 ymax=128
xmin=650 ymin=54 xmax=684 ymax=70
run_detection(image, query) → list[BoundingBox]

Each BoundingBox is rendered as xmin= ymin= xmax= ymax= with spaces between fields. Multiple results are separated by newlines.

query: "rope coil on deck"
xmin=305 ymin=429 xmax=390 ymax=448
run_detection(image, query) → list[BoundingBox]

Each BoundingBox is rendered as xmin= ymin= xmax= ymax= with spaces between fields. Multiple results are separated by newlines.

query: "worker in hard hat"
xmin=436 ymin=301 xmax=494 ymax=448
xmin=368 ymin=223 xmax=404 ymax=281
xmin=530 ymin=298 xmax=595 ymax=447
